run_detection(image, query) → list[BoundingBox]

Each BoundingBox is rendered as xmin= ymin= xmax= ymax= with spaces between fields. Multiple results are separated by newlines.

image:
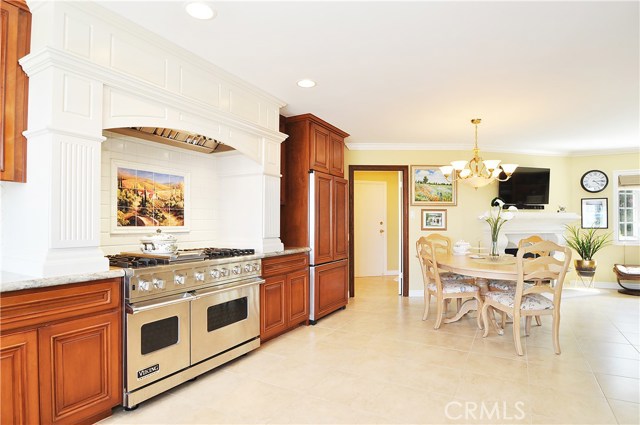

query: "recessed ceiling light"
xmin=185 ymin=2 xmax=216 ymax=20
xmin=297 ymin=79 xmax=316 ymax=88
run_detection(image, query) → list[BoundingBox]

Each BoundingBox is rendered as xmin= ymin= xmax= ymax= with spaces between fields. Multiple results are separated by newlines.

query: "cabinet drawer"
xmin=0 ymin=278 xmax=122 ymax=332
xmin=262 ymin=253 xmax=309 ymax=277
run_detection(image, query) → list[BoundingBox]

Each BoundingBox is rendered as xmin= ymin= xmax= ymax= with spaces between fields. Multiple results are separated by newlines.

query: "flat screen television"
xmin=498 ymin=167 xmax=550 ymax=207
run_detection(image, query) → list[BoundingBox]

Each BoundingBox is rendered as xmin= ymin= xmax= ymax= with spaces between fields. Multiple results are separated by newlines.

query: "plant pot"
xmin=575 ymin=259 xmax=597 ymax=276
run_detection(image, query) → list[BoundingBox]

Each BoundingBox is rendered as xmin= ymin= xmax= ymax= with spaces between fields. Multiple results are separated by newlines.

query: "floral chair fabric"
xmin=428 ymin=281 xmax=479 ymax=294
xmin=484 ymin=291 xmax=554 ymax=310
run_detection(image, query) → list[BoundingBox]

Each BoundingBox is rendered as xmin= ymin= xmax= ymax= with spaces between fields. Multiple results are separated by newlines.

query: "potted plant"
xmin=564 ymin=224 xmax=612 ymax=274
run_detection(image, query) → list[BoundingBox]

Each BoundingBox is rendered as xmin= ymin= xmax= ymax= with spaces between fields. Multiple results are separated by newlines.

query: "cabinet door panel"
xmin=0 ymin=330 xmax=39 ymax=425
xmin=333 ymin=177 xmax=349 ymax=260
xmin=39 ymin=310 xmax=121 ymax=425
xmin=313 ymin=172 xmax=334 ymax=264
xmin=0 ymin=0 xmax=30 ymax=182
xmin=287 ymin=268 xmax=309 ymax=326
xmin=309 ymin=123 xmax=330 ymax=173
xmin=260 ymin=276 xmax=287 ymax=341
xmin=329 ymin=133 xmax=344 ymax=177
xmin=313 ymin=260 xmax=348 ymax=320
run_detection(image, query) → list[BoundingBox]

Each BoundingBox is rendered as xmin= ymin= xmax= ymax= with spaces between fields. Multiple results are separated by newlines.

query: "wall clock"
xmin=580 ymin=170 xmax=608 ymax=193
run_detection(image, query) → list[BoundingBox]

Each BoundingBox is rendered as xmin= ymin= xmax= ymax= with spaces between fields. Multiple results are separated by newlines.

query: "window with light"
xmin=615 ymin=170 xmax=640 ymax=244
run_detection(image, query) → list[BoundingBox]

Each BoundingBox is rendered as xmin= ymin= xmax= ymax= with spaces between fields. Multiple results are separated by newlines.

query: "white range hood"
xmin=1 ymin=0 xmax=286 ymax=277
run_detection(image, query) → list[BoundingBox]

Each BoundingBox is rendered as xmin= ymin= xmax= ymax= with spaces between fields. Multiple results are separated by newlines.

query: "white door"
xmin=354 ymin=181 xmax=387 ymax=277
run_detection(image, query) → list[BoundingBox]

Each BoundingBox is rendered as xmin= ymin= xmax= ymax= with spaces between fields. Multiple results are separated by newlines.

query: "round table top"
xmin=437 ymin=253 xmax=519 ymax=280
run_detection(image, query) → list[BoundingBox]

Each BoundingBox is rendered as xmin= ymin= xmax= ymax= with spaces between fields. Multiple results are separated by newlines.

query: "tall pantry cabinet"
xmin=282 ymin=114 xmax=349 ymax=323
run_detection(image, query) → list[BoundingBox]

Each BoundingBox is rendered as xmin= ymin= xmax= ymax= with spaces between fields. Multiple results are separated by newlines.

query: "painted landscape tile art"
xmin=117 ymin=167 xmax=185 ymax=227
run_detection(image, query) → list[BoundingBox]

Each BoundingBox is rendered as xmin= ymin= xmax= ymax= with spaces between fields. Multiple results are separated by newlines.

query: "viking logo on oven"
xmin=137 ymin=364 xmax=160 ymax=379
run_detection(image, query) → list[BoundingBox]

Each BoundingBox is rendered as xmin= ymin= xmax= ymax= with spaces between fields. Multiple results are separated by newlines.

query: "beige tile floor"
xmin=101 ymin=277 xmax=640 ymax=424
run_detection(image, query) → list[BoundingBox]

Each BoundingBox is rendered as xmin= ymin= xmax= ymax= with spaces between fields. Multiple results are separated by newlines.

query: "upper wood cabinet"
xmin=1 ymin=0 xmax=31 ymax=183
xmin=284 ymin=114 xmax=349 ymax=178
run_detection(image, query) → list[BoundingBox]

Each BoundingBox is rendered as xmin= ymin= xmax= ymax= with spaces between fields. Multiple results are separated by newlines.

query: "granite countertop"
xmin=0 ymin=247 xmax=309 ymax=293
xmin=0 ymin=269 xmax=126 ymax=293
xmin=262 ymin=247 xmax=310 ymax=258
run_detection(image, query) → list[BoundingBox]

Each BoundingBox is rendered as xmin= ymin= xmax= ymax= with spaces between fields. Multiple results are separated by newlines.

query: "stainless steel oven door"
xmin=190 ymin=278 xmax=262 ymax=364
xmin=125 ymin=293 xmax=193 ymax=391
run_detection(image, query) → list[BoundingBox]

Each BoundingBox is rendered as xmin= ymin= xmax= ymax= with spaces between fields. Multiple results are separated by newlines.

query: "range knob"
xmin=244 ymin=264 xmax=252 ymax=273
xmin=232 ymin=265 xmax=242 ymax=275
xmin=221 ymin=268 xmax=230 ymax=277
xmin=195 ymin=271 xmax=205 ymax=281
xmin=252 ymin=263 xmax=261 ymax=272
xmin=174 ymin=274 xmax=186 ymax=285
xmin=152 ymin=278 xmax=165 ymax=289
xmin=138 ymin=279 xmax=150 ymax=292
xmin=210 ymin=269 xmax=221 ymax=279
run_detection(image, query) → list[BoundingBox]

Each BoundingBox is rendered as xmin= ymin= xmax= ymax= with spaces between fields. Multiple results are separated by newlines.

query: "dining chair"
xmin=488 ymin=235 xmax=549 ymax=327
xmin=417 ymin=238 xmax=483 ymax=329
xmin=481 ymin=240 xmax=572 ymax=355
xmin=417 ymin=234 xmax=470 ymax=315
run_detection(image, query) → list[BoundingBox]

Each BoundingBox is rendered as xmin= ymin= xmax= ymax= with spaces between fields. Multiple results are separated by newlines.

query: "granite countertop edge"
xmin=1 ymin=248 xmax=309 ymax=293
xmin=1 ymin=269 xmax=126 ymax=293
xmin=262 ymin=247 xmax=311 ymax=258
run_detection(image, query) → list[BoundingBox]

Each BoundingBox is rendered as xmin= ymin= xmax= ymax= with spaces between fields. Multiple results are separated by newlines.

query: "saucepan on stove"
xmin=139 ymin=229 xmax=178 ymax=254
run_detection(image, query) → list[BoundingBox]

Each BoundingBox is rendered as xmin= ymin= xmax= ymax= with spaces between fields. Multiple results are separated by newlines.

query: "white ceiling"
xmin=97 ymin=0 xmax=639 ymax=156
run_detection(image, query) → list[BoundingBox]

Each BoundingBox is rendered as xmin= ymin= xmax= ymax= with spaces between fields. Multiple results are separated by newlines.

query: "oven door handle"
xmin=126 ymin=293 xmax=195 ymax=314
xmin=193 ymin=278 xmax=264 ymax=299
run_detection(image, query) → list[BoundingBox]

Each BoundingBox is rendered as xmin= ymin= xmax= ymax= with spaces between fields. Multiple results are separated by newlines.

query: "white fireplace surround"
xmin=480 ymin=211 xmax=581 ymax=252
xmin=1 ymin=1 xmax=286 ymax=277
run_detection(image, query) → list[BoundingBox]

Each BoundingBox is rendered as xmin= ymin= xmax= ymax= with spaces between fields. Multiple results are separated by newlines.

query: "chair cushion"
xmin=428 ymin=281 xmax=478 ymax=294
xmin=485 ymin=291 xmax=554 ymax=310
xmin=441 ymin=272 xmax=468 ymax=281
xmin=488 ymin=280 xmax=534 ymax=291
xmin=488 ymin=280 xmax=517 ymax=291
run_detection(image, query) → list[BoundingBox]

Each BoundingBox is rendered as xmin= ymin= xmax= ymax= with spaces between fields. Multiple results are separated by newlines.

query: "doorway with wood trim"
xmin=349 ymin=165 xmax=409 ymax=297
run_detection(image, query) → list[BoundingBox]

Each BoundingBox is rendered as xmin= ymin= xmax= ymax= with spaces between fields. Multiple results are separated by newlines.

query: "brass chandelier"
xmin=440 ymin=118 xmax=518 ymax=189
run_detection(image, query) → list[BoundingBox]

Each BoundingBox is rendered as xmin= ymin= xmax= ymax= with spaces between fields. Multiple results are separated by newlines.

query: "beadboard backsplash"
xmin=100 ymin=131 xmax=222 ymax=255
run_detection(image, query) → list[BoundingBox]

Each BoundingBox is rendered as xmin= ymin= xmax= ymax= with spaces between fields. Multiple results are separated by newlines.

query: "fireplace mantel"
xmin=481 ymin=211 xmax=580 ymax=248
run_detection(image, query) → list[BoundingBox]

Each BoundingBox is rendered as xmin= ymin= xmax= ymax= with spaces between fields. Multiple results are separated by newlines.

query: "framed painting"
xmin=411 ymin=165 xmax=457 ymax=206
xmin=581 ymin=198 xmax=608 ymax=229
xmin=421 ymin=209 xmax=447 ymax=231
xmin=111 ymin=160 xmax=190 ymax=233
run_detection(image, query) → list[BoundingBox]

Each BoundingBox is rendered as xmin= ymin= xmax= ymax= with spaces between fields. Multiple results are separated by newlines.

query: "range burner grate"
xmin=107 ymin=255 xmax=171 ymax=268
xmin=107 ymin=247 xmax=256 ymax=268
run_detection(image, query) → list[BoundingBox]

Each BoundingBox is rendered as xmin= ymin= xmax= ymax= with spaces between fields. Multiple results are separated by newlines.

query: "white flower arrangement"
xmin=479 ymin=199 xmax=517 ymax=255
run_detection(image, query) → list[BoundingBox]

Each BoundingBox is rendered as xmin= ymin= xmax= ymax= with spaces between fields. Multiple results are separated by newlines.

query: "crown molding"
xmin=345 ymin=142 xmax=640 ymax=157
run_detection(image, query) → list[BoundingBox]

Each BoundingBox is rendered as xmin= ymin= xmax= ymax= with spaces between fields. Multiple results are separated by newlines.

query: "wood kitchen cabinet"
xmin=260 ymin=253 xmax=309 ymax=342
xmin=0 ymin=330 xmax=39 ymax=425
xmin=1 ymin=0 xmax=31 ymax=182
xmin=284 ymin=114 xmax=348 ymax=178
xmin=282 ymin=114 xmax=350 ymax=323
xmin=313 ymin=260 xmax=349 ymax=320
xmin=0 ymin=278 xmax=122 ymax=424
xmin=313 ymin=171 xmax=349 ymax=264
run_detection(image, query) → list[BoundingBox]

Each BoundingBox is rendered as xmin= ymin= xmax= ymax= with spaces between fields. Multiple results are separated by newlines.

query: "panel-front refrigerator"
xmin=308 ymin=170 xmax=349 ymax=323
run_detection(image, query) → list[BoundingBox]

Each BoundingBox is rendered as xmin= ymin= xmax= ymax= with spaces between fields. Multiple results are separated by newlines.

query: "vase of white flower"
xmin=479 ymin=198 xmax=516 ymax=258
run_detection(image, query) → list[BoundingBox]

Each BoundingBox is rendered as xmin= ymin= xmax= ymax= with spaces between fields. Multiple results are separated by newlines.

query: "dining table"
xmin=437 ymin=253 xmax=520 ymax=333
